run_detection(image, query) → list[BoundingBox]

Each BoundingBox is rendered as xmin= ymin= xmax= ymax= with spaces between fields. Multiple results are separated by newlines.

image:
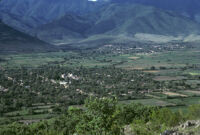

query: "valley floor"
xmin=0 ymin=41 xmax=200 ymax=134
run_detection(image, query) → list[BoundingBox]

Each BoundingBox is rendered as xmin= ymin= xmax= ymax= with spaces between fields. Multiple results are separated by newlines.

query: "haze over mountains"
xmin=1 ymin=0 xmax=200 ymax=50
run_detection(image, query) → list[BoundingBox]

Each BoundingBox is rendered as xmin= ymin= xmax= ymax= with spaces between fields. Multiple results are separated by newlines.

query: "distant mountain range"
xmin=0 ymin=0 xmax=107 ymax=32
xmin=1 ymin=0 xmax=200 ymax=49
xmin=1 ymin=0 xmax=200 ymax=31
xmin=111 ymin=0 xmax=200 ymax=23
xmin=33 ymin=3 xmax=200 ymax=45
xmin=0 ymin=20 xmax=56 ymax=52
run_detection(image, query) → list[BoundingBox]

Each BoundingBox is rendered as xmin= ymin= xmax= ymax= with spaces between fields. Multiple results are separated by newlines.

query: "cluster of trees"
xmin=0 ymin=66 xmax=162 ymax=114
xmin=0 ymin=65 xmax=196 ymax=115
xmin=0 ymin=98 xmax=199 ymax=135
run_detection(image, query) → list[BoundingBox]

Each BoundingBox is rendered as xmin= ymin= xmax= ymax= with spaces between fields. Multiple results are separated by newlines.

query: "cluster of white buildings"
xmin=61 ymin=73 xmax=79 ymax=80
xmin=0 ymin=85 xmax=8 ymax=92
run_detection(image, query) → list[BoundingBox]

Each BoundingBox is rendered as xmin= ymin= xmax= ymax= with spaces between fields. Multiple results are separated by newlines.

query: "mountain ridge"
xmin=0 ymin=0 xmax=107 ymax=31
xmin=33 ymin=3 xmax=200 ymax=45
xmin=1 ymin=0 xmax=200 ymax=47
xmin=0 ymin=20 xmax=57 ymax=53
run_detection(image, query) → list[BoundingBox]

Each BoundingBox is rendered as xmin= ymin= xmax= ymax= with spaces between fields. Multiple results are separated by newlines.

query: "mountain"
xmin=0 ymin=11 xmax=46 ymax=33
xmin=0 ymin=0 xmax=107 ymax=32
xmin=1 ymin=0 xmax=200 ymax=46
xmin=1 ymin=0 xmax=200 ymax=36
xmin=88 ymin=4 xmax=200 ymax=35
xmin=32 ymin=14 xmax=93 ymax=45
xmin=0 ymin=20 xmax=56 ymax=53
xmin=0 ymin=0 xmax=106 ymax=17
xmin=111 ymin=0 xmax=200 ymax=23
xmin=34 ymin=3 xmax=200 ymax=45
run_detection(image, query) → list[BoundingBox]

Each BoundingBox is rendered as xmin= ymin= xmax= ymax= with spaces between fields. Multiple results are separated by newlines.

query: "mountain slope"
xmin=0 ymin=0 xmax=106 ymax=17
xmin=87 ymin=4 xmax=200 ymax=35
xmin=33 ymin=14 xmax=93 ymax=44
xmin=0 ymin=0 xmax=107 ymax=32
xmin=0 ymin=20 xmax=56 ymax=52
xmin=1 ymin=0 xmax=200 ymax=33
xmin=111 ymin=0 xmax=200 ymax=22
xmin=0 ymin=11 xmax=46 ymax=33
xmin=34 ymin=3 xmax=200 ymax=45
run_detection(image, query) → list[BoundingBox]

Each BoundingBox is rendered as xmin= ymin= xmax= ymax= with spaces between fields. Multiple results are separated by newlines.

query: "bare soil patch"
xmin=184 ymin=90 xmax=200 ymax=95
xmin=125 ymin=67 xmax=144 ymax=70
xmin=154 ymin=76 xmax=186 ymax=81
xmin=143 ymin=70 xmax=159 ymax=73
xmin=163 ymin=92 xmax=187 ymax=97
xmin=128 ymin=57 xmax=140 ymax=60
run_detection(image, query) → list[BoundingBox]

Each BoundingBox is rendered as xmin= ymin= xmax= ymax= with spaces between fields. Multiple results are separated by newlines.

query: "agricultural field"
xmin=119 ymin=98 xmax=175 ymax=106
xmin=179 ymin=90 xmax=200 ymax=96
xmin=0 ymin=42 xmax=200 ymax=125
xmin=0 ymin=42 xmax=199 ymax=70
xmin=0 ymin=103 xmax=56 ymax=125
xmin=121 ymin=91 xmax=200 ymax=110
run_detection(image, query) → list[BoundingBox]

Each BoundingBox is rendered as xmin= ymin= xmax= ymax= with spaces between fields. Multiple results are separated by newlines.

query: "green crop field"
xmin=119 ymin=98 xmax=175 ymax=106
xmin=0 ymin=43 xmax=200 ymax=126
xmin=164 ymin=97 xmax=200 ymax=106
xmin=1 ymin=46 xmax=200 ymax=72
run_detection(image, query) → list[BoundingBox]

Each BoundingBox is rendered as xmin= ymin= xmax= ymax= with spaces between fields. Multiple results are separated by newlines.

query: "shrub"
xmin=187 ymin=104 xmax=200 ymax=119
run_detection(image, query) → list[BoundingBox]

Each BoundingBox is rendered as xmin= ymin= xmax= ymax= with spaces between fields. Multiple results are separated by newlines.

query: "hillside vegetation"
xmin=0 ymin=98 xmax=199 ymax=135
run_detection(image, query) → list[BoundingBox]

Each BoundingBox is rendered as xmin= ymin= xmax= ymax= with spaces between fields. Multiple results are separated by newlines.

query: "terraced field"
xmin=1 ymin=103 xmax=56 ymax=125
